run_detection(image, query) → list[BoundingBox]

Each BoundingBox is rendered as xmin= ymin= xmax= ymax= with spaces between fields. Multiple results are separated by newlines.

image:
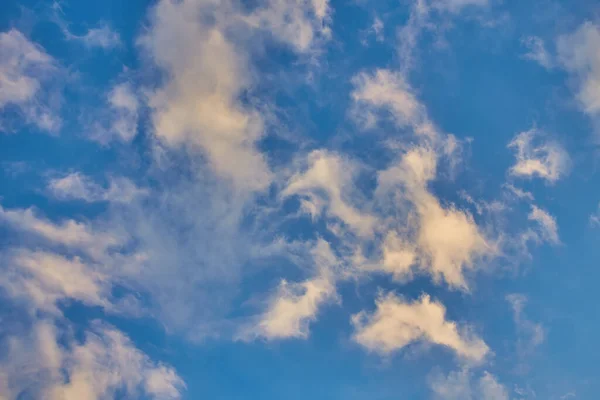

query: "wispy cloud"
xmin=508 ymin=128 xmax=569 ymax=183
xmin=429 ymin=369 xmax=509 ymax=400
xmin=557 ymin=22 xmax=600 ymax=118
xmin=48 ymin=172 xmax=147 ymax=203
xmin=521 ymin=36 xmax=554 ymax=69
xmin=0 ymin=29 xmax=61 ymax=132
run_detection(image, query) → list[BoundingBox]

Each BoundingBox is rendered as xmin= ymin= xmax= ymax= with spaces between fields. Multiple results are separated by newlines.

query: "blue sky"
xmin=1 ymin=0 xmax=599 ymax=399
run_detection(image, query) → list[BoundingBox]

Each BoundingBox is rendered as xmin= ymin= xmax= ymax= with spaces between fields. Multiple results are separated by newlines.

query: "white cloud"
xmin=478 ymin=372 xmax=510 ymax=400
xmin=253 ymin=276 xmax=336 ymax=339
xmin=67 ymin=25 xmax=121 ymax=49
xmin=244 ymin=0 xmax=331 ymax=53
xmin=528 ymin=205 xmax=560 ymax=245
xmin=371 ymin=17 xmax=384 ymax=42
xmin=508 ymin=128 xmax=569 ymax=183
xmin=140 ymin=0 xmax=330 ymax=192
xmin=380 ymin=231 xmax=417 ymax=281
xmin=0 ymin=205 xmax=122 ymax=260
xmin=283 ymin=150 xmax=377 ymax=237
xmin=140 ymin=0 xmax=271 ymax=192
xmin=590 ymin=203 xmax=600 ymax=227
xmin=351 ymin=69 xmax=425 ymax=130
xmin=377 ymin=147 xmax=492 ymax=289
xmin=0 ymin=320 xmax=184 ymax=400
xmin=1 ymin=250 xmax=109 ymax=314
xmin=352 ymin=293 xmax=489 ymax=362
xmin=557 ymin=22 xmax=600 ymax=117
xmin=0 ymin=29 xmax=61 ymax=132
xmin=48 ymin=172 xmax=147 ymax=203
xmin=506 ymin=294 xmax=545 ymax=358
xmin=522 ymin=36 xmax=553 ymax=69
xmin=430 ymin=369 xmax=509 ymax=400
xmin=245 ymin=239 xmax=338 ymax=340
xmin=107 ymin=82 xmax=139 ymax=142
xmin=503 ymin=183 xmax=534 ymax=201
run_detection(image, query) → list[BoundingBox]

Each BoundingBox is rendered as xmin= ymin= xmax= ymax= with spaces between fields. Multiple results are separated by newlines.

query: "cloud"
xmin=0 ymin=250 xmax=109 ymax=314
xmin=140 ymin=0 xmax=270 ymax=191
xmin=86 ymin=81 xmax=140 ymax=144
xmin=351 ymin=69 xmax=425 ymax=130
xmin=528 ymin=205 xmax=560 ymax=245
xmin=106 ymin=82 xmax=139 ymax=142
xmin=395 ymin=0 xmax=490 ymax=74
xmin=245 ymin=239 xmax=339 ymax=340
xmin=508 ymin=128 xmax=569 ymax=183
xmin=352 ymin=293 xmax=489 ymax=362
xmin=48 ymin=172 xmax=148 ymax=203
xmin=521 ymin=36 xmax=553 ymax=69
xmin=377 ymin=147 xmax=492 ymax=289
xmin=253 ymin=276 xmax=336 ymax=339
xmin=243 ymin=0 xmax=331 ymax=53
xmin=506 ymin=294 xmax=545 ymax=362
xmin=52 ymin=3 xmax=121 ymax=50
xmin=590 ymin=203 xmax=600 ymax=227
xmin=430 ymin=369 xmax=509 ymax=400
xmin=0 ymin=205 xmax=122 ymax=260
xmin=140 ymin=0 xmax=330 ymax=192
xmin=557 ymin=22 xmax=600 ymax=117
xmin=0 ymin=320 xmax=184 ymax=400
xmin=370 ymin=17 xmax=385 ymax=42
xmin=0 ymin=29 xmax=61 ymax=132
xmin=65 ymin=24 xmax=121 ymax=49
xmin=283 ymin=150 xmax=377 ymax=237
xmin=432 ymin=0 xmax=489 ymax=13
xmin=503 ymin=183 xmax=534 ymax=201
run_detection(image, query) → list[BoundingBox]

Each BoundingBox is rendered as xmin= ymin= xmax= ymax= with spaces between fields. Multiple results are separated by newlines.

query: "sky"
xmin=0 ymin=0 xmax=599 ymax=399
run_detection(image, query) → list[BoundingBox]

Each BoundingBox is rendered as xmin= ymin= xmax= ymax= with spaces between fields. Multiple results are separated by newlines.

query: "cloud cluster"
xmin=0 ymin=320 xmax=183 ymax=400
xmin=0 ymin=0 xmax=576 ymax=397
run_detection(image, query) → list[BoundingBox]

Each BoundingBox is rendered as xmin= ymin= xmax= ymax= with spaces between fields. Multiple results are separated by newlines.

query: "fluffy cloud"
xmin=0 ymin=320 xmax=184 ymax=400
xmin=140 ymin=0 xmax=270 ymax=191
xmin=352 ymin=293 xmax=489 ymax=362
xmin=140 ymin=0 xmax=330 ymax=192
xmin=48 ymin=172 xmax=147 ymax=203
xmin=508 ymin=128 xmax=569 ymax=183
xmin=246 ymin=239 xmax=339 ymax=340
xmin=377 ymin=147 xmax=491 ymax=289
xmin=557 ymin=22 xmax=600 ymax=117
xmin=253 ymin=276 xmax=336 ymax=339
xmin=0 ymin=29 xmax=61 ymax=132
